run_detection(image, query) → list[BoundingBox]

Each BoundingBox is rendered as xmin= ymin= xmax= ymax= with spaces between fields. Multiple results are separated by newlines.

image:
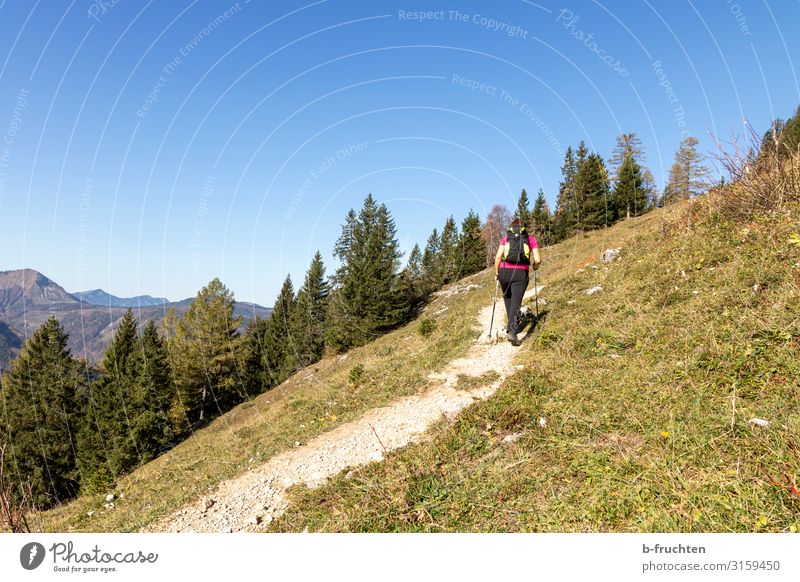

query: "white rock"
xmin=538 ymin=417 xmax=547 ymax=428
xmin=576 ymin=268 xmax=585 ymax=273
xmin=250 ymin=515 xmax=262 ymax=525
xmin=294 ymin=441 xmax=302 ymax=447
xmin=105 ymin=494 xmax=115 ymax=502
xmin=87 ymin=511 xmax=94 ymax=517
xmin=600 ymin=248 xmax=621 ymax=263
xmin=567 ymin=300 xmax=576 ymax=305
xmin=585 ymin=285 xmax=603 ymax=295
xmin=748 ymin=418 xmax=770 ymax=427
xmin=263 ymin=515 xmax=274 ymax=525
xmin=502 ymin=432 xmax=523 ymax=444
xmin=514 ymin=365 xmax=525 ymax=370
xmin=692 ymin=290 xmax=699 ymax=295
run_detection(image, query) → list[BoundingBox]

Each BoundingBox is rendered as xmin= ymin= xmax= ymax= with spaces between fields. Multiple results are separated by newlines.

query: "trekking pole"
xmin=488 ymin=278 xmax=499 ymax=339
xmin=533 ymin=269 xmax=539 ymax=321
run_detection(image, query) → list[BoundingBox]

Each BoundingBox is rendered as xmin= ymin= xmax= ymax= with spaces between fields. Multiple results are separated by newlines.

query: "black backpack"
xmin=504 ymin=226 xmax=530 ymax=265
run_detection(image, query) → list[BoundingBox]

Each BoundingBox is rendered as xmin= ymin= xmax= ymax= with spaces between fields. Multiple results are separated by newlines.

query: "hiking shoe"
xmin=506 ymin=332 xmax=519 ymax=346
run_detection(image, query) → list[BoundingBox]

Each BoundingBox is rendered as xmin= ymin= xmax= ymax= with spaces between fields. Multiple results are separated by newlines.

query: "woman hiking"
xmin=494 ymin=217 xmax=541 ymax=345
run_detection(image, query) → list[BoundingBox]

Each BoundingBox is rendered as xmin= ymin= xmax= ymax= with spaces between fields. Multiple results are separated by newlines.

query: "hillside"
xmin=271 ymin=196 xmax=800 ymax=532
xmin=36 ymin=184 xmax=800 ymax=533
xmin=39 ymin=205 xmax=650 ymax=533
xmin=0 ymin=320 xmax=23 ymax=370
xmin=0 ymin=269 xmax=272 ymax=367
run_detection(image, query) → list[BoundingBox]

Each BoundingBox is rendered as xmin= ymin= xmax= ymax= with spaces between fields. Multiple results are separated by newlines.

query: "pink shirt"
xmin=499 ymin=234 xmax=538 ymax=270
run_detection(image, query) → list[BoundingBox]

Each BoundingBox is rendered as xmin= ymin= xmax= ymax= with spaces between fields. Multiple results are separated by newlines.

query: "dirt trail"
xmin=146 ymin=283 xmax=543 ymax=533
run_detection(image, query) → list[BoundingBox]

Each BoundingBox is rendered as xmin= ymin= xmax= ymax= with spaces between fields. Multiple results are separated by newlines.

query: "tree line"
xmin=0 ymin=193 xmax=488 ymax=511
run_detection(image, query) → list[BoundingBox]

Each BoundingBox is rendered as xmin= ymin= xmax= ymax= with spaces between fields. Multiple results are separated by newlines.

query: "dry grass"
xmin=272 ymin=193 xmax=800 ymax=532
xmin=38 ymin=269 xmax=495 ymax=532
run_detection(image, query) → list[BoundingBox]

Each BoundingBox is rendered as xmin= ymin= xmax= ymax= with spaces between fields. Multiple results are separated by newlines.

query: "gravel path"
xmin=146 ymin=283 xmax=543 ymax=533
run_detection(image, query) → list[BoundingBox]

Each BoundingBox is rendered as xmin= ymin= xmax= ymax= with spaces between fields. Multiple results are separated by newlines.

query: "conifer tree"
xmin=553 ymin=146 xmax=578 ymax=241
xmin=262 ymin=275 xmax=298 ymax=385
xmin=326 ymin=194 xmax=409 ymax=351
xmin=438 ymin=216 xmax=460 ymax=285
xmin=576 ymin=153 xmax=612 ymax=230
xmin=457 ymin=209 xmax=487 ymax=275
xmin=515 ymin=189 xmax=532 ymax=229
xmin=292 ymin=252 xmax=330 ymax=367
xmin=241 ymin=316 xmax=271 ymax=394
xmin=0 ymin=317 xmax=83 ymax=508
xmin=421 ymin=228 xmax=440 ymax=282
xmin=532 ymin=189 xmax=552 ymax=246
xmin=166 ymin=278 xmax=244 ymax=428
xmin=663 ymin=135 xmax=710 ymax=204
xmin=93 ymin=310 xmax=142 ymax=476
xmin=134 ymin=320 xmax=175 ymax=461
xmin=401 ymin=244 xmax=426 ymax=309
xmin=613 ymin=157 xmax=648 ymax=219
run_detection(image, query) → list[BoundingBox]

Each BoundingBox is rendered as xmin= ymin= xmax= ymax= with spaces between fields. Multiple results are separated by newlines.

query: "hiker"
xmin=494 ymin=217 xmax=541 ymax=345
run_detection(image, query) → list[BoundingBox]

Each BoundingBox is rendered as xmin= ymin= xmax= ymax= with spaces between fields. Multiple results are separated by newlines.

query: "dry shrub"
xmin=709 ymin=122 xmax=800 ymax=220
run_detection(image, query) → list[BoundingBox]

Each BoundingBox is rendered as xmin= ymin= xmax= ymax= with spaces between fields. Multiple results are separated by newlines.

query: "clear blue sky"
xmin=0 ymin=0 xmax=797 ymax=305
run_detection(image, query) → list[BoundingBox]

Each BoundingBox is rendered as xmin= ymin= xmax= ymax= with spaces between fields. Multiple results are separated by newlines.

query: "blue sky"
xmin=0 ymin=0 xmax=797 ymax=305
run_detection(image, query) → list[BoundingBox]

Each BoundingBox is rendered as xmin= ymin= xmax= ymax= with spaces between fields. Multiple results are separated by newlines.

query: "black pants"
xmin=498 ymin=267 xmax=529 ymax=334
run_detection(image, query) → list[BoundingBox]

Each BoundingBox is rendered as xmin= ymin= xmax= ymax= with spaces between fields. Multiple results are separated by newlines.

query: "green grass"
xmin=272 ymin=202 xmax=800 ymax=532
xmin=38 ymin=269 xmax=495 ymax=532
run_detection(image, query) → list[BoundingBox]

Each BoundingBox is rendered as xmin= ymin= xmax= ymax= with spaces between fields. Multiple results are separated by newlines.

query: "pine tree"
xmin=0 ymin=317 xmax=83 ymax=508
xmin=531 ymin=189 xmax=552 ymax=246
xmin=663 ymin=135 xmax=710 ymax=204
xmin=515 ymin=189 xmax=532 ymax=230
xmin=577 ymin=153 xmax=612 ymax=230
xmin=401 ymin=244 xmax=426 ymax=309
xmin=292 ymin=252 xmax=330 ymax=367
xmin=457 ymin=209 xmax=487 ymax=275
xmin=438 ymin=216 xmax=460 ymax=285
xmin=165 ymin=278 xmax=245 ymax=429
xmin=613 ymin=157 xmax=648 ymax=219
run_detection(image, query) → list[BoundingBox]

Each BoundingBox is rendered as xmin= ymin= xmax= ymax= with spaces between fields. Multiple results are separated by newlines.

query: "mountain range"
xmin=0 ymin=269 xmax=272 ymax=369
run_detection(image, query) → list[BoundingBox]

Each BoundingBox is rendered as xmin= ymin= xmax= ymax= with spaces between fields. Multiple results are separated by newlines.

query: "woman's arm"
xmin=494 ymin=245 xmax=504 ymax=277
xmin=531 ymin=247 xmax=542 ymax=269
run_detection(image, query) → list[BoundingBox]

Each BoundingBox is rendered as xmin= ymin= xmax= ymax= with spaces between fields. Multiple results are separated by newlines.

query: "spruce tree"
xmin=93 ymin=310 xmax=142 ymax=476
xmin=553 ymin=146 xmax=578 ymax=241
xmin=292 ymin=252 xmax=329 ymax=367
xmin=515 ymin=189 xmax=532 ymax=230
xmin=326 ymin=194 xmax=409 ymax=351
xmin=134 ymin=320 xmax=175 ymax=461
xmin=457 ymin=209 xmax=487 ymax=275
xmin=576 ymin=153 xmax=612 ymax=230
xmin=241 ymin=316 xmax=271 ymax=394
xmin=532 ymin=189 xmax=552 ymax=246
xmin=263 ymin=274 xmax=298 ymax=385
xmin=421 ymin=228 xmax=440 ymax=282
xmin=613 ymin=157 xmax=648 ymax=219
xmin=0 ymin=317 xmax=83 ymax=508
xmin=438 ymin=216 xmax=459 ymax=285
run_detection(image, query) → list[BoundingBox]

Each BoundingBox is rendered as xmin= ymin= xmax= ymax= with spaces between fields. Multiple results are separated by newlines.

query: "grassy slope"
xmin=40 ymin=270 xmax=494 ymax=532
xmin=273 ymin=200 xmax=800 ymax=532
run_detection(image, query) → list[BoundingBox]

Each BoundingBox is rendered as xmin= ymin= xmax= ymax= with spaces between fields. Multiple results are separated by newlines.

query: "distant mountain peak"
xmin=73 ymin=289 xmax=170 ymax=308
